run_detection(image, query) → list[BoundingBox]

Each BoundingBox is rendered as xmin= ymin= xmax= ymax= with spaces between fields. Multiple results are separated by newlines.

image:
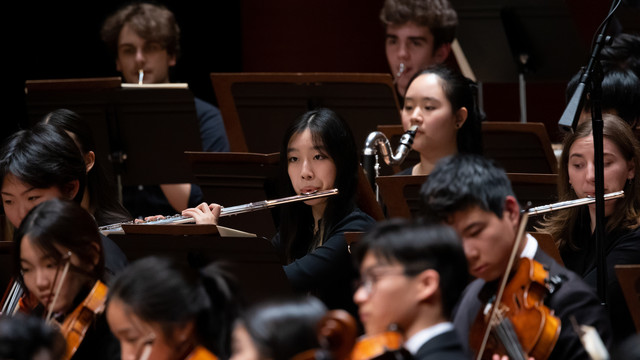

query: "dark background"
xmin=5 ymin=0 xmax=640 ymax=144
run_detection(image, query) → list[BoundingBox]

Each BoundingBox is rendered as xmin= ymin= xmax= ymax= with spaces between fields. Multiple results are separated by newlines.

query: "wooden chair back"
xmin=482 ymin=122 xmax=558 ymax=174
xmin=615 ymin=264 xmax=640 ymax=333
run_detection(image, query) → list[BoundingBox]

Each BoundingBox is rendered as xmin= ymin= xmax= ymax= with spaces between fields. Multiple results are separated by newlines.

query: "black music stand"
xmin=449 ymin=0 xmax=586 ymax=83
xmin=109 ymin=225 xmax=292 ymax=305
xmin=210 ymin=73 xmax=403 ymax=154
xmin=186 ymin=151 xmax=281 ymax=239
xmin=24 ymin=78 xmax=202 ymax=187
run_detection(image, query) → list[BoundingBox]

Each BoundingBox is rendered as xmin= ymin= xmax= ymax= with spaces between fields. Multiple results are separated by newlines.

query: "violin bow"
xmin=46 ymin=251 xmax=73 ymax=323
xmin=475 ymin=210 xmax=531 ymax=360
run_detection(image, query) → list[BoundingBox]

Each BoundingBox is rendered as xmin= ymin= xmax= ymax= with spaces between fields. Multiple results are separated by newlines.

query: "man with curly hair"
xmin=380 ymin=0 xmax=458 ymax=100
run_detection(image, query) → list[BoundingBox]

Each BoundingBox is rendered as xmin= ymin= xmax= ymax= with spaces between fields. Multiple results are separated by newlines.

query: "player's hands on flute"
xmin=181 ymin=202 xmax=222 ymax=225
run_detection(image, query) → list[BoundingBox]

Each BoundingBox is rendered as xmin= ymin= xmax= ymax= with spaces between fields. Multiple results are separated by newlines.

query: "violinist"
xmin=419 ymin=154 xmax=613 ymax=359
xmin=0 ymin=122 xmax=128 ymax=281
xmin=351 ymin=219 xmax=470 ymax=360
xmin=13 ymin=198 xmax=120 ymax=360
xmin=0 ymin=314 xmax=66 ymax=360
xmin=106 ymin=256 xmax=240 ymax=360
xmin=230 ymin=296 xmax=328 ymax=360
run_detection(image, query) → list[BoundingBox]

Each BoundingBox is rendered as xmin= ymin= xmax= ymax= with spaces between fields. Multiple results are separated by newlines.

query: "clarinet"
xmin=362 ymin=125 xmax=418 ymax=199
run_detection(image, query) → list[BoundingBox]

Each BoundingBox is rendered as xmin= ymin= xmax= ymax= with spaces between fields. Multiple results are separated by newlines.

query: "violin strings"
xmin=495 ymin=318 xmax=527 ymax=360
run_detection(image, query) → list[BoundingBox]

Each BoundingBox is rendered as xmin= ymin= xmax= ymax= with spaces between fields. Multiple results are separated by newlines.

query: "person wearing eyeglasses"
xmin=351 ymin=219 xmax=470 ymax=360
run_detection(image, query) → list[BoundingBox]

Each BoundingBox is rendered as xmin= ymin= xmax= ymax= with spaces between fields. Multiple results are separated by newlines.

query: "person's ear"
xmin=168 ymin=53 xmax=177 ymax=68
xmin=627 ymin=158 xmax=635 ymax=182
xmin=88 ymin=242 xmax=101 ymax=270
xmin=504 ymin=195 xmax=521 ymax=226
xmin=415 ymin=269 xmax=440 ymax=304
xmin=455 ymin=107 xmax=468 ymax=129
xmin=84 ymin=151 xmax=95 ymax=173
xmin=61 ymin=179 xmax=81 ymax=200
xmin=173 ymin=320 xmax=195 ymax=345
xmin=433 ymin=43 xmax=452 ymax=64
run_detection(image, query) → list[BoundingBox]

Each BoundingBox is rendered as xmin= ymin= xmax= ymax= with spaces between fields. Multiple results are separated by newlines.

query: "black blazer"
xmin=413 ymin=329 xmax=470 ymax=360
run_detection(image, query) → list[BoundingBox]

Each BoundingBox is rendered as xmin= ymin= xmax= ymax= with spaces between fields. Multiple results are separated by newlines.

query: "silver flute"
xmin=99 ymin=188 xmax=339 ymax=234
xmin=526 ymin=190 xmax=624 ymax=216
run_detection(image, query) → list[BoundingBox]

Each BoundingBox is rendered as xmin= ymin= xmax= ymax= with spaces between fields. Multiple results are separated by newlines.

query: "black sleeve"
xmin=100 ymin=234 xmax=128 ymax=285
xmin=71 ymin=313 xmax=121 ymax=360
xmin=546 ymin=265 xmax=613 ymax=360
xmin=282 ymin=210 xmax=374 ymax=291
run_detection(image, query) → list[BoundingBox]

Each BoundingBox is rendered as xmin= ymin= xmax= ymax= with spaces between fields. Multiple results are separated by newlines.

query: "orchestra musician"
xmin=0 ymin=314 xmax=66 ymax=360
xmin=100 ymin=1 xmax=230 ymax=219
xmin=12 ymin=198 xmax=120 ymax=360
xmin=379 ymin=0 xmax=458 ymax=103
xmin=419 ymin=154 xmax=613 ymax=359
xmin=0 ymin=123 xmax=128 ymax=281
xmin=184 ymin=108 xmax=377 ymax=318
xmin=229 ymin=296 xmax=328 ymax=360
xmin=41 ymin=108 xmax=132 ymax=227
xmin=105 ymin=256 xmax=240 ymax=360
xmin=351 ymin=219 xmax=470 ymax=360
xmin=565 ymin=33 xmax=640 ymax=128
xmin=536 ymin=114 xmax=640 ymax=345
xmin=397 ymin=64 xmax=482 ymax=176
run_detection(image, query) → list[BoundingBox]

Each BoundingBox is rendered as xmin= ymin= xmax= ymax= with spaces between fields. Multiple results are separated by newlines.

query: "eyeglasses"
xmin=354 ymin=268 xmax=408 ymax=296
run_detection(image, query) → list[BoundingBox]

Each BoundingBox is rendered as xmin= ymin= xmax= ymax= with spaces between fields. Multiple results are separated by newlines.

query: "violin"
xmin=1 ymin=279 xmax=38 ymax=315
xmin=58 ymin=280 xmax=108 ymax=360
xmin=469 ymin=211 xmax=561 ymax=360
xmin=349 ymin=330 xmax=407 ymax=360
xmin=292 ymin=309 xmax=358 ymax=360
xmin=469 ymin=258 xmax=560 ymax=360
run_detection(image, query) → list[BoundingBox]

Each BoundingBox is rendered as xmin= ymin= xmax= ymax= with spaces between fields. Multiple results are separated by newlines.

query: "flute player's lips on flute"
xmin=301 ymin=187 xmax=319 ymax=195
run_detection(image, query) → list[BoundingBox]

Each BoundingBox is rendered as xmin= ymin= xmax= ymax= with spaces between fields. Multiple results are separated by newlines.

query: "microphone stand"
xmin=557 ymin=0 xmax=620 ymax=304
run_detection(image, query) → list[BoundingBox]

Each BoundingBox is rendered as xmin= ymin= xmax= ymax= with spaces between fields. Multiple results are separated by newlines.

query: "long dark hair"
xmin=537 ymin=114 xmax=640 ymax=250
xmin=0 ymin=123 xmax=86 ymax=205
xmin=107 ymin=256 xmax=240 ymax=359
xmin=278 ymin=108 xmax=359 ymax=262
xmin=405 ymin=64 xmax=484 ymax=155
xmin=42 ymin=109 xmax=131 ymax=226
xmin=238 ymin=296 xmax=327 ymax=360
xmin=13 ymin=199 xmax=105 ymax=290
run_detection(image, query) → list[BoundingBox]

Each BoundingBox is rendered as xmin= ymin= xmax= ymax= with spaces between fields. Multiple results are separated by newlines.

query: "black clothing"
xmin=562 ymin=209 xmax=640 ymax=344
xmin=100 ymin=234 xmax=128 ymax=284
xmin=272 ymin=208 xmax=375 ymax=317
xmin=414 ymin=329 xmax=470 ymax=360
xmin=72 ymin=312 xmax=120 ymax=360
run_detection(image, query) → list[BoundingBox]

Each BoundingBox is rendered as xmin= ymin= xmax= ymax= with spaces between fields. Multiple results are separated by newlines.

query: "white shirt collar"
xmin=520 ymin=233 xmax=538 ymax=259
xmin=403 ymin=322 xmax=454 ymax=355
